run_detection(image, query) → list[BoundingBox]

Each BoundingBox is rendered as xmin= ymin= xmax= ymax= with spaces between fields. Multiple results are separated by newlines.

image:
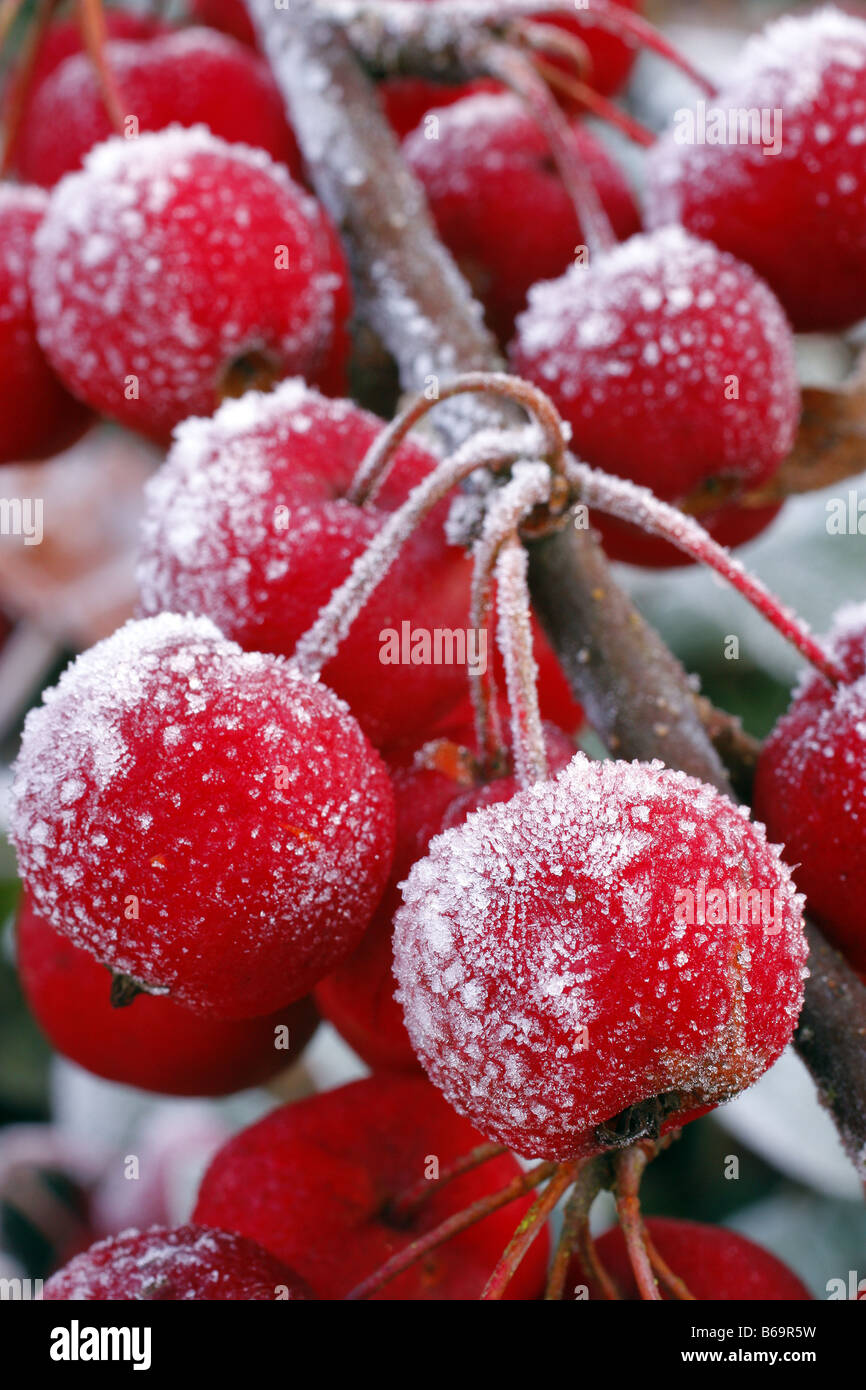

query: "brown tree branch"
xmin=247 ymin=0 xmax=866 ymax=1177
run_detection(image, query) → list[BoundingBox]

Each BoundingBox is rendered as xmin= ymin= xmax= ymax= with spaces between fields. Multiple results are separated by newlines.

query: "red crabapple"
xmin=0 ymin=185 xmax=92 ymax=465
xmin=15 ymin=28 xmax=303 ymax=188
xmin=194 ymin=1073 xmax=550 ymax=1300
xmin=43 ymin=1225 xmax=310 ymax=1300
xmin=2 ymin=11 xmax=168 ymax=176
xmin=645 ymin=8 xmax=866 ymax=332
xmin=16 ymin=895 xmax=319 ymax=1096
xmin=394 ymin=753 xmax=807 ymax=1160
xmin=754 ymin=603 xmax=866 ymax=976
xmin=567 ymin=1217 xmax=812 ymax=1300
xmin=136 ymin=380 xmax=473 ymax=748
xmin=30 ymin=126 xmax=348 ymax=442
xmin=9 ymin=612 xmax=395 ymax=1020
xmin=316 ymin=722 xmax=575 ymax=1070
xmin=509 ymin=225 xmax=799 ymax=565
xmin=404 ymin=92 xmax=640 ymax=340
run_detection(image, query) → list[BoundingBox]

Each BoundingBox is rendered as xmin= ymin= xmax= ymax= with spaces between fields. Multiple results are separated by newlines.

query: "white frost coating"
xmin=647 ymin=8 xmax=866 ymax=227
xmin=394 ymin=753 xmax=807 ymax=1159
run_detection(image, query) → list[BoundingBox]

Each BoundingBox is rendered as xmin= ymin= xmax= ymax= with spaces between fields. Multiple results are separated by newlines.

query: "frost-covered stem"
xmin=481 ymin=1160 xmax=579 ymax=1300
xmin=345 ymin=1160 xmax=559 ymax=1299
xmin=496 ymin=537 xmax=549 ymax=787
xmin=319 ymin=0 xmax=717 ymax=97
xmin=565 ymin=456 xmax=845 ymax=688
xmin=470 ymin=463 xmax=554 ymax=779
xmin=532 ymin=54 xmax=656 ymax=147
xmin=245 ymin=0 xmax=501 ymax=452
xmin=293 ymin=437 xmax=516 ymax=679
xmin=614 ymin=1147 xmax=660 ymax=1301
xmin=544 ymin=1155 xmax=608 ymax=1301
xmin=348 ymin=370 xmax=566 ymax=506
xmin=795 ymin=923 xmax=866 ymax=1194
xmin=644 ymin=1229 xmax=695 ymax=1301
xmin=386 ymin=1142 xmax=507 ymax=1224
xmin=484 ymin=42 xmax=617 ymax=258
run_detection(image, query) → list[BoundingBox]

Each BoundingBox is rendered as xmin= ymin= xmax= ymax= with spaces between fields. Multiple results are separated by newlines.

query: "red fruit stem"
xmin=544 ymin=1156 xmax=607 ymax=1301
xmin=77 ymin=0 xmax=126 ymax=134
xmin=644 ymin=1228 xmax=695 ymax=1301
xmin=481 ymin=1159 xmax=579 ymax=1300
xmin=573 ymin=1219 xmax=621 ymax=1300
xmin=564 ymin=455 xmax=846 ymax=688
xmin=579 ymin=0 xmax=717 ymax=97
xmin=348 ymin=370 xmax=566 ymax=507
xmin=487 ymin=41 xmax=618 ymax=259
xmin=532 ymin=53 xmax=656 ymax=148
xmin=0 ymin=0 xmax=58 ymax=173
xmin=614 ymin=1146 xmax=660 ymax=1301
xmin=386 ymin=1141 xmax=507 ymax=1224
xmin=344 ymin=1158 xmax=559 ymax=1299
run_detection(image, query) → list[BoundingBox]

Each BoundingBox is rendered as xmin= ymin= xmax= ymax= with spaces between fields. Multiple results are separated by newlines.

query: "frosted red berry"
xmin=137 ymin=380 xmax=473 ymax=748
xmin=15 ymin=28 xmax=303 ymax=188
xmin=567 ymin=1217 xmax=812 ymax=1300
xmin=509 ymin=225 xmax=799 ymax=564
xmin=2 ymin=11 xmax=168 ymax=175
xmin=404 ymin=92 xmax=640 ymax=340
xmin=0 ymin=185 xmax=92 ymax=465
xmin=394 ymin=754 xmax=807 ymax=1160
xmin=754 ymin=604 xmax=866 ymax=976
xmin=16 ymin=895 xmax=319 ymax=1095
xmin=43 ymin=1224 xmax=311 ymax=1300
xmin=9 ymin=612 xmax=395 ymax=1020
xmin=645 ymin=9 xmax=866 ymax=332
xmin=30 ymin=126 xmax=347 ymax=442
xmin=194 ymin=1073 xmax=549 ymax=1300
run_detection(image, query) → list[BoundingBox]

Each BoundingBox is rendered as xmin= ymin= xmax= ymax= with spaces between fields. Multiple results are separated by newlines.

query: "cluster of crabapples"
xmin=3 ymin=2 xmax=866 ymax=1298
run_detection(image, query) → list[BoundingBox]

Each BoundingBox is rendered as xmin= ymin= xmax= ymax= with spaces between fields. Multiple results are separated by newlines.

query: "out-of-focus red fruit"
xmin=194 ymin=1074 xmax=550 ymax=1300
xmin=16 ymin=896 xmax=318 ymax=1095
xmin=567 ymin=1217 xmax=812 ymax=1300
xmin=0 ymin=185 xmax=92 ymax=464
xmin=15 ymin=28 xmax=303 ymax=188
